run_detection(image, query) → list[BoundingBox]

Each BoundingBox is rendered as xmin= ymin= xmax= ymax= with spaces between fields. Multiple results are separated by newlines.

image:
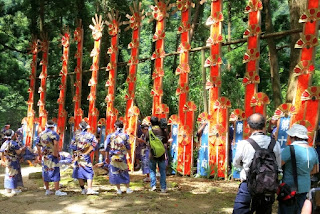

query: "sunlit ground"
xmin=0 ymin=165 xmax=281 ymax=214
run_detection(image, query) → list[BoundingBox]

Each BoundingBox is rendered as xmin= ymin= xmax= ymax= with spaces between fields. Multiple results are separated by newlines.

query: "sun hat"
xmin=286 ymin=124 xmax=309 ymax=139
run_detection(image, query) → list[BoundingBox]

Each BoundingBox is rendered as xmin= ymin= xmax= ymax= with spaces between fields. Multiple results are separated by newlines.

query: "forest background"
xmin=0 ymin=0 xmax=317 ymax=131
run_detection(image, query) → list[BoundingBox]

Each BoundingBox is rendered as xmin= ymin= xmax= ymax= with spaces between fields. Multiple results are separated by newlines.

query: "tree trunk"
xmin=263 ymin=0 xmax=282 ymax=108
xmin=171 ymin=36 xmax=180 ymax=74
xmin=150 ymin=20 xmax=156 ymax=87
xmin=201 ymin=49 xmax=208 ymax=113
xmin=39 ymin=0 xmax=45 ymax=33
xmin=286 ymin=0 xmax=306 ymax=102
xmin=189 ymin=0 xmax=203 ymax=42
xmin=227 ymin=0 xmax=231 ymax=72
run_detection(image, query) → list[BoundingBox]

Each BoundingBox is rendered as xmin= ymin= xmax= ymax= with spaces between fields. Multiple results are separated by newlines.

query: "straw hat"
xmin=286 ymin=124 xmax=309 ymax=139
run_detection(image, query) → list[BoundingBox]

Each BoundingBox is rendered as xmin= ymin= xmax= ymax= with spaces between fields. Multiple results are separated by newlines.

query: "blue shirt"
xmin=282 ymin=141 xmax=319 ymax=193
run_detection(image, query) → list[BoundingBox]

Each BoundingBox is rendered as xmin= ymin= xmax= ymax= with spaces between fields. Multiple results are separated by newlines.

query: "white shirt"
xmin=233 ymin=133 xmax=282 ymax=181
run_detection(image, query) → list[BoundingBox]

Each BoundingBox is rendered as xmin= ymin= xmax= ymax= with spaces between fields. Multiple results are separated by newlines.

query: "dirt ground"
xmin=0 ymin=165 xmax=276 ymax=214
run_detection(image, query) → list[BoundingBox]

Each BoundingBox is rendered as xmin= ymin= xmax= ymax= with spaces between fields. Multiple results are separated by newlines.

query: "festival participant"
xmin=137 ymin=123 xmax=150 ymax=182
xmin=14 ymin=126 xmax=24 ymax=188
xmin=104 ymin=120 xmax=133 ymax=195
xmin=1 ymin=123 xmax=10 ymax=146
xmin=232 ymin=113 xmax=281 ymax=214
xmin=148 ymin=116 xmax=168 ymax=193
xmin=0 ymin=129 xmax=25 ymax=194
xmin=70 ymin=121 xmax=99 ymax=195
xmin=35 ymin=120 xmax=67 ymax=196
xmin=279 ymin=124 xmax=319 ymax=214
xmin=134 ymin=120 xmax=142 ymax=171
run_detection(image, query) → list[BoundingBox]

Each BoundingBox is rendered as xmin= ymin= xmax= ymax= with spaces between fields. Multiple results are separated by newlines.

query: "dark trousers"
xmin=278 ymin=193 xmax=306 ymax=214
xmin=233 ymin=182 xmax=274 ymax=214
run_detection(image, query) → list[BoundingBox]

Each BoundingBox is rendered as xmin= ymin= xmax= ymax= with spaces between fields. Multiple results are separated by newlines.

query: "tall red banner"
xmin=26 ymin=37 xmax=39 ymax=147
xmin=38 ymin=34 xmax=49 ymax=133
xmin=88 ymin=14 xmax=104 ymax=135
xmin=290 ymin=1 xmax=320 ymax=145
xmin=105 ymin=11 xmax=121 ymax=135
xmin=150 ymin=0 xmax=171 ymax=119
xmin=57 ymin=29 xmax=70 ymax=149
xmin=174 ymin=0 xmax=196 ymax=176
xmin=124 ymin=1 xmax=144 ymax=171
xmin=73 ymin=21 xmax=84 ymax=132
xmin=242 ymin=0 xmax=265 ymax=138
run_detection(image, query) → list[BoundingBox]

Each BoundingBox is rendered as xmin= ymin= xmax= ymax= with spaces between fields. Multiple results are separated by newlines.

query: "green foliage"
xmin=0 ymin=85 xmax=27 ymax=130
xmin=0 ymin=0 xmax=314 ymax=129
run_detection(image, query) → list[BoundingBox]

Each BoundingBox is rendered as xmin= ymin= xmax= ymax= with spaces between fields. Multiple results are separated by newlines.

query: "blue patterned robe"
xmin=35 ymin=129 xmax=61 ymax=182
xmin=0 ymin=140 xmax=22 ymax=189
xmin=70 ymin=130 xmax=97 ymax=180
xmin=140 ymin=133 xmax=150 ymax=174
xmin=105 ymin=129 xmax=131 ymax=184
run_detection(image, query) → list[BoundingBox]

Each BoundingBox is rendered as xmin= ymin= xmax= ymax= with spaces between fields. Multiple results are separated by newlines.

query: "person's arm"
xmin=83 ymin=145 xmax=93 ymax=156
xmin=53 ymin=139 xmax=59 ymax=157
xmin=311 ymin=163 xmax=319 ymax=175
xmin=0 ymin=152 xmax=5 ymax=166
xmin=15 ymin=146 xmax=26 ymax=155
xmin=274 ymin=140 xmax=282 ymax=170
xmin=233 ymin=140 xmax=245 ymax=169
xmin=104 ymin=134 xmax=111 ymax=164
xmin=281 ymin=146 xmax=290 ymax=167
xmin=301 ymin=199 xmax=312 ymax=214
xmin=126 ymin=134 xmax=132 ymax=161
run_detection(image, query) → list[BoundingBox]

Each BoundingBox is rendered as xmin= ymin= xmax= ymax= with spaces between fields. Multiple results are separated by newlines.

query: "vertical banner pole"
xmin=26 ymin=37 xmax=39 ymax=147
xmin=290 ymin=0 xmax=320 ymax=145
xmin=123 ymin=1 xmax=144 ymax=171
xmin=57 ymin=28 xmax=70 ymax=150
xmin=150 ymin=0 xmax=171 ymax=119
xmin=242 ymin=0 xmax=262 ymax=138
xmin=105 ymin=11 xmax=121 ymax=136
xmin=73 ymin=20 xmax=84 ymax=132
xmin=88 ymin=14 xmax=104 ymax=135
xmin=38 ymin=33 xmax=49 ymax=133
xmin=174 ymin=0 xmax=196 ymax=176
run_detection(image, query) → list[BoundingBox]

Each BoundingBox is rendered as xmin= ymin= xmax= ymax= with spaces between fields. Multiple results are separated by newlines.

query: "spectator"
xmin=147 ymin=116 xmax=168 ymax=193
xmin=1 ymin=123 xmax=10 ymax=146
xmin=279 ymin=124 xmax=319 ymax=214
xmin=232 ymin=113 xmax=281 ymax=214
xmin=137 ymin=123 xmax=150 ymax=182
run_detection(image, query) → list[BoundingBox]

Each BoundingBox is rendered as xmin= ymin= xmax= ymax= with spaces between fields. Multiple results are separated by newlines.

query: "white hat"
xmin=286 ymin=124 xmax=309 ymax=139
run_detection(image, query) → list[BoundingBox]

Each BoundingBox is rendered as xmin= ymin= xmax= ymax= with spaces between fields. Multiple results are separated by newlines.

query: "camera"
xmin=307 ymin=188 xmax=320 ymax=214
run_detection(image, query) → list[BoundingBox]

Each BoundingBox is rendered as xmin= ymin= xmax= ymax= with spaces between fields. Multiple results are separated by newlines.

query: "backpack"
xmin=246 ymin=138 xmax=279 ymax=196
xmin=149 ymin=130 xmax=165 ymax=158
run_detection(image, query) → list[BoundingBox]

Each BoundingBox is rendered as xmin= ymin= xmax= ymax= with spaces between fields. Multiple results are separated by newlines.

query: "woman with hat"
xmin=279 ymin=124 xmax=319 ymax=214
xmin=0 ymin=129 xmax=26 ymax=194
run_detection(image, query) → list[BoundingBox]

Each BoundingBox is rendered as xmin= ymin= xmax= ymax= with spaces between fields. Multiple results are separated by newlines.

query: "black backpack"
xmin=246 ymin=138 xmax=279 ymax=196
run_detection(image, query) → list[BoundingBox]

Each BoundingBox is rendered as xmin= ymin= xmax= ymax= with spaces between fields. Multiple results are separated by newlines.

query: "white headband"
xmin=4 ymin=130 xmax=14 ymax=138
xmin=46 ymin=123 xmax=55 ymax=128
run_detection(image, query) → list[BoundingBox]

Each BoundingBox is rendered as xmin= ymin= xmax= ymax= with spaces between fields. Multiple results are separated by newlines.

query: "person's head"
xmin=150 ymin=116 xmax=159 ymax=126
xmin=4 ymin=123 xmax=10 ymax=130
xmin=4 ymin=129 xmax=14 ymax=139
xmin=46 ymin=120 xmax=55 ymax=130
xmin=159 ymin=118 xmax=167 ymax=129
xmin=247 ymin=113 xmax=266 ymax=131
xmin=114 ymin=120 xmax=123 ymax=129
xmin=141 ymin=124 xmax=149 ymax=134
xmin=286 ymin=124 xmax=309 ymax=141
xmin=79 ymin=121 xmax=90 ymax=131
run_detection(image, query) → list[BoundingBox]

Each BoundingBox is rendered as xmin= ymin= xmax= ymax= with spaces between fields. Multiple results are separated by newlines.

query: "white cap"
xmin=286 ymin=124 xmax=309 ymax=139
